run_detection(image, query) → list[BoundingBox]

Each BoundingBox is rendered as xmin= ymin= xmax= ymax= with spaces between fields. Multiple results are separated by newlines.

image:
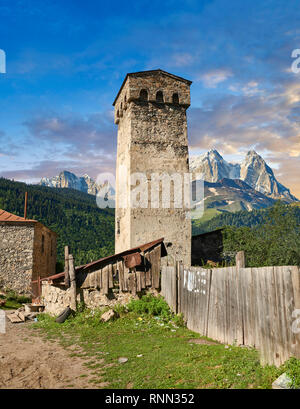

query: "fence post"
xmin=68 ymin=254 xmax=77 ymax=311
xmin=236 ymin=251 xmax=245 ymax=269
xmin=64 ymin=245 xmax=70 ymax=287
xmin=176 ymin=261 xmax=180 ymax=314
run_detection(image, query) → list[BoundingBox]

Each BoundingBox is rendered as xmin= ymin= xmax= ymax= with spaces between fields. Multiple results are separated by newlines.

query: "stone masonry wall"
xmin=0 ymin=223 xmax=35 ymax=294
xmin=42 ymin=282 xmax=135 ymax=316
xmin=32 ymin=223 xmax=57 ymax=282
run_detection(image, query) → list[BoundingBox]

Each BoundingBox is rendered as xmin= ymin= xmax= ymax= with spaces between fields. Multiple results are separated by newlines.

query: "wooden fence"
xmin=161 ymin=258 xmax=300 ymax=366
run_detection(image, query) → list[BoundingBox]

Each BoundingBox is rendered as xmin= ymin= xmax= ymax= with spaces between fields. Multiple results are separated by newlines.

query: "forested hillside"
xmin=0 ymin=178 xmax=115 ymax=267
xmin=192 ymin=202 xmax=300 ymax=235
xmin=221 ymin=202 xmax=300 ymax=266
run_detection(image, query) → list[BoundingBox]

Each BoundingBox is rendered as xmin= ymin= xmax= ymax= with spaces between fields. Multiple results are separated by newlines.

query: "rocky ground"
xmin=0 ymin=311 xmax=97 ymax=389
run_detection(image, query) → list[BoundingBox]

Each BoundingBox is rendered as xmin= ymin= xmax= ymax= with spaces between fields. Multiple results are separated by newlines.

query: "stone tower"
xmin=113 ymin=69 xmax=192 ymax=265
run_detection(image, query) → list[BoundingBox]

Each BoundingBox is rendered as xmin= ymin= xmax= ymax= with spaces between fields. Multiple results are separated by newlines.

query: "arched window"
xmin=139 ymin=89 xmax=148 ymax=101
xmin=124 ymin=95 xmax=127 ymax=103
xmin=172 ymin=93 xmax=179 ymax=104
xmin=117 ymin=110 xmax=119 ymax=118
xmin=156 ymin=91 xmax=164 ymax=103
xmin=120 ymin=102 xmax=123 ymax=109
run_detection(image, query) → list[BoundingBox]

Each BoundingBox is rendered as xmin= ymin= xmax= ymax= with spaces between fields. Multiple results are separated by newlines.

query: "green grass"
xmin=0 ymin=291 xmax=31 ymax=310
xmin=31 ymin=295 xmax=289 ymax=389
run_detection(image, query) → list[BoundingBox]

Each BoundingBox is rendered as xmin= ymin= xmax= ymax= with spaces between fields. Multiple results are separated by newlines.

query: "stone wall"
xmin=42 ymin=282 xmax=136 ymax=316
xmin=0 ymin=223 xmax=35 ymax=294
xmin=32 ymin=223 xmax=57 ymax=282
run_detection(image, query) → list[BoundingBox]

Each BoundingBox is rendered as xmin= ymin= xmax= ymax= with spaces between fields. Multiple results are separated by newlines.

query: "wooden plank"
xmin=149 ymin=249 xmax=155 ymax=288
xmin=68 ymin=254 xmax=77 ymax=311
xmin=64 ymin=246 xmax=70 ymax=287
xmin=98 ymin=269 xmax=102 ymax=289
xmin=145 ymin=251 xmax=152 ymax=286
xmin=117 ymin=260 xmax=124 ymax=291
xmin=178 ymin=263 xmax=183 ymax=315
xmin=140 ymin=270 xmax=146 ymax=289
xmin=268 ymin=266 xmax=281 ymax=366
xmin=131 ymin=272 xmax=137 ymax=296
xmin=136 ymin=270 xmax=142 ymax=292
xmin=252 ymin=267 xmax=260 ymax=349
xmin=152 ymin=245 xmax=161 ymax=289
xmin=224 ymin=267 xmax=230 ymax=344
xmin=282 ymin=266 xmax=296 ymax=363
xmin=204 ymin=269 xmax=212 ymax=337
xmin=102 ymin=265 xmax=109 ymax=295
xmin=207 ymin=268 xmax=217 ymax=341
xmin=228 ymin=267 xmax=235 ymax=345
xmin=112 ymin=263 xmax=117 ymax=280
xmin=235 ymin=265 xmax=244 ymax=346
xmin=108 ymin=264 xmax=114 ymax=289
xmin=277 ymin=266 xmax=290 ymax=364
xmin=123 ymin=265 xmax=129 ymax=291
xmin=291 ymin=266 xmax=300 ymax=359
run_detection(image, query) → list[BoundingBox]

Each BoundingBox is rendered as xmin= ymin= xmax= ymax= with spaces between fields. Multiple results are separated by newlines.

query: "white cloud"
xmin=199 ymin=69 xmax=233 ymax=88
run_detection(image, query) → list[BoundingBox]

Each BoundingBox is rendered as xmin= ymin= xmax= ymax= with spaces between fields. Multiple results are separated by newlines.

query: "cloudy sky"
xmin=1 ymin=0 xmax=300 ymax=197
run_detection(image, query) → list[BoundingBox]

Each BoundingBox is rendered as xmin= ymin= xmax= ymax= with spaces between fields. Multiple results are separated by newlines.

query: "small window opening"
xmin=156 ymin=91 xmax=164 ymax=103
xmin=139 ymin=89 xmax=148 ymax=101
xmin=172 ymin=93 xmax=179 ymax=104
xmin=117 ymin=220 xmax=120 ymax=235
xmin=41 ymin=234 xmax=45 ymax=254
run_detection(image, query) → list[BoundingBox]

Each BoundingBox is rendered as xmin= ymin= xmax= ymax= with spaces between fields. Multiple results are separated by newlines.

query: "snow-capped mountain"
xmin=39 ymin=171 xmax=115 ymax=203
xmin=190 ymin=149 xmax=298 ymax=202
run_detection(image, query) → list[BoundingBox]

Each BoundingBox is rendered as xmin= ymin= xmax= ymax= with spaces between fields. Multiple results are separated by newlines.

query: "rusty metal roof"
xmin=78 ymin=237 xmax=166 ymax=272
xmin=0 ymin=209 xmax=37 ymax=223
xmin=41 ymin=272 xmax=65 ymax=282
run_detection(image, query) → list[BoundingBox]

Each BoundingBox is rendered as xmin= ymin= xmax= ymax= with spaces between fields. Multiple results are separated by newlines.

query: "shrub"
xmin=127 ymin=294 xmax=172 ymax=321
xmin=284 ymin=357 xmax=300 ymax=388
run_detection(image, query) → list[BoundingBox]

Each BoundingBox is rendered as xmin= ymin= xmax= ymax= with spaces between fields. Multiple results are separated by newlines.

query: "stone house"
xmin=0 ymin=209 xmax=57 ymax=296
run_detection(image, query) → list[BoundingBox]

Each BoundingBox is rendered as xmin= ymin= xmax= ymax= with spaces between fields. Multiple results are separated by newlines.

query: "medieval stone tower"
xmin=113 ymin=69 xmax=192 ymax=265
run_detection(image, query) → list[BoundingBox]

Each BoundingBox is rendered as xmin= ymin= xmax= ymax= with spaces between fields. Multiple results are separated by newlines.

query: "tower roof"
xmin=113 ymin=69 xmax=192 ymax=106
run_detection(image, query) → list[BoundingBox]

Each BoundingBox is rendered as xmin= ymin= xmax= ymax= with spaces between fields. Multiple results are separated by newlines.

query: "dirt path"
xmin=0 ymin=311 xmax=99 ymax=389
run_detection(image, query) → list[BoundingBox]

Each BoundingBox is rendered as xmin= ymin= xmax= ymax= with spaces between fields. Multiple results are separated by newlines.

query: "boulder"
xmin=101 ymin=309 xmax=115 ymax=322
xmin=272 ymin=373 xmax=293 ymax=389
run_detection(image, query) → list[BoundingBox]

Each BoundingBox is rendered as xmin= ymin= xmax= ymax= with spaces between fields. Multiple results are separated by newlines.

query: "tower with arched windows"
xmin=113 ymin=69 xmax=192 ymax=265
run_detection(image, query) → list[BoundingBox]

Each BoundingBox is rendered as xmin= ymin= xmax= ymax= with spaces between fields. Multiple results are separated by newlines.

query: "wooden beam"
xmin=68 ymin=254 xmax=77 ymax=311
xmin=64 ymin=246 xmax=70 ymax=287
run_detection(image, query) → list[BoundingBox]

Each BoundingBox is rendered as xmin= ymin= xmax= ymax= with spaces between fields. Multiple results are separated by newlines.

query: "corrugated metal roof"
xmin=0 ymin=209 xmax=37 ymax=223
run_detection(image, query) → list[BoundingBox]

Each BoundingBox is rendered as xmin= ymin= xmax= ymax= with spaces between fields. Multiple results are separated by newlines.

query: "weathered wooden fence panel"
xmin=161 ymin=266 xmax=177 ymax=313
xmin=161 ymin=263 xmax=300 ymax=366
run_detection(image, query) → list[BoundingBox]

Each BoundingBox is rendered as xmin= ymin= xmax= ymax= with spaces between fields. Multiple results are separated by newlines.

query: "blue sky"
xmin=1 ymin=0 xmax=300 ymax=196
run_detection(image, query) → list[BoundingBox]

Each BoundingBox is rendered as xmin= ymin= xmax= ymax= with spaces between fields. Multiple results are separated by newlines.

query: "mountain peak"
xmin=190 ymin=150 xmax=298 ymax=202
